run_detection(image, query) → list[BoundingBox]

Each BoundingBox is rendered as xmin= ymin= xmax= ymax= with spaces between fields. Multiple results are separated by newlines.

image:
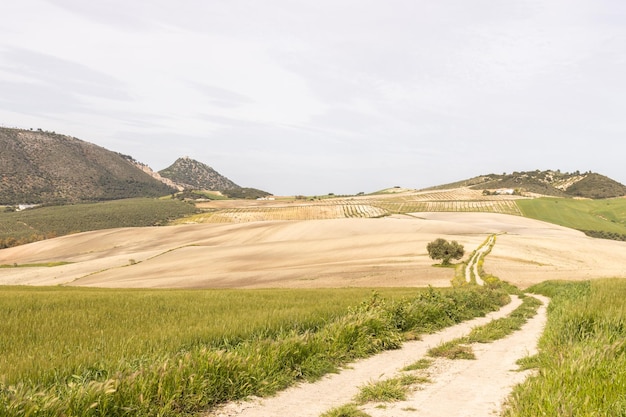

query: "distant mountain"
xmin=427 ymin=170 xmax=626 ymax=199
xmin=0 ymin=127 xmax=176 ymax=205
xmin=158 ymin=157 xmax=240 ymax=191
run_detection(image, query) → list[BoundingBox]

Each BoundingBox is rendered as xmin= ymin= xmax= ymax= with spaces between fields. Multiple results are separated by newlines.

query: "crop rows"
xmin=370 ymin=199 xmax=522 ymax=216
xmin=186 ymin=199 xmax=523 ymax=224
xmin=187 ymin=204 xmax=388 ymax=223
xmin=409 ymin=189 xmax=521 ymax=201
xmin=342 ymin=204 xmax=388 ymax=218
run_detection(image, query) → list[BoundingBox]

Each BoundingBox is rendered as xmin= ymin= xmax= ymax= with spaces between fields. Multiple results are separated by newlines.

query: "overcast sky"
xmin=1 ymin=1 xmax=625 ymax=195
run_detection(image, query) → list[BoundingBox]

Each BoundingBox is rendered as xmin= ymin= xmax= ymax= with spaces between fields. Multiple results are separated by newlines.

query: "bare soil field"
xmin=0 ymin=212 xmax=624 ymax=288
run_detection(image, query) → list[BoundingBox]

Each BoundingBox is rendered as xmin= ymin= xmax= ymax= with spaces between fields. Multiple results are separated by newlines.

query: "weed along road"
xmin=208 ymin=238 xmax=549 ymax=417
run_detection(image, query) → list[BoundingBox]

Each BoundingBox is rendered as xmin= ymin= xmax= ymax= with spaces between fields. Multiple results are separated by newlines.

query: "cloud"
xmin=190 ymin=83 xmax=255 ymax=109
xmin=0 ymin=47 xmax=130 ymax=100
xmin=1 ymin=1 xmax=626 ymax=193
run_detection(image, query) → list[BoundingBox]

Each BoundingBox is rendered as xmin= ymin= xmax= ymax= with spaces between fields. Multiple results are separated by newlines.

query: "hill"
xmin=427 ymin=169 xmax=626 ymax=199
xmin=0 ymin=127 xmax=176 ymax=205
xmin=159 ymin=157 xmax=272 ymax=199
xmin=158 ymin=157 xmax=239 ymax=191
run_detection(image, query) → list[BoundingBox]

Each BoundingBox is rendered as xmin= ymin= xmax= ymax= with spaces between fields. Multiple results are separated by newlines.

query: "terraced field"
xmin=180 ymin=188 xmax=524 ymax=224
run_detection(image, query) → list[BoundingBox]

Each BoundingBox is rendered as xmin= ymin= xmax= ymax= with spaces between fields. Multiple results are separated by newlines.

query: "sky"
xmin=1 ymin=1 xmax=625 ymax=196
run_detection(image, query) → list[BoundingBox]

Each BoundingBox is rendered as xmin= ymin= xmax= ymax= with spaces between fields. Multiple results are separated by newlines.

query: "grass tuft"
xmin=355 ymin=374 xmax=428 ymax=404
xmin=402 ymin=358 xmax=432 ymax=372
xmin=428 ymin=342 xmax=476 ymax=360
xmin=321 ymin=403 xmax=372 ymax=417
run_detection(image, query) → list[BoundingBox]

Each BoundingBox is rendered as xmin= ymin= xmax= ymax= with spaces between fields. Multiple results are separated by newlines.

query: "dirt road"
xmin=465 ymin=234 xmax=496 ymax=285
xmin=207 ymin=294 xmax=547 ymax=417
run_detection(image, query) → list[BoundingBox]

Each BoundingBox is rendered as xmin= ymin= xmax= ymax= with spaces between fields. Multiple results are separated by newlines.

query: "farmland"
xmin=182 ymin=188 xmax=524 ymax=224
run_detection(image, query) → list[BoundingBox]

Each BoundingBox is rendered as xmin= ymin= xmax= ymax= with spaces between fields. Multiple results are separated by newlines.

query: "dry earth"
xmin=0 ymin=212 xmax=624 ymax=288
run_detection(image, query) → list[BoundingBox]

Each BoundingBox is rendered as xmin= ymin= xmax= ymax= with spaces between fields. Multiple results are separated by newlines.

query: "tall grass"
xmin=0 ymin=286 xmax=508 ymax=416
xmin=503 ymin=279 xmax=626 ymax=416
xmin=0 ymin=287 xmax=399 ymax=385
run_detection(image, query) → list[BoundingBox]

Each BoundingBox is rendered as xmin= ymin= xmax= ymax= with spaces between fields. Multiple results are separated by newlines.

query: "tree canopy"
xmin=426 ymin=238 xmax=465 ymax=265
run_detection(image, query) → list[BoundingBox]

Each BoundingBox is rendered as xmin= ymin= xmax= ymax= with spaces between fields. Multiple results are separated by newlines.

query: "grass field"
xmin=504 ymin=279 xmax=626 ymax=416
xmin=0 ymin=287 xmax=415 ymax=384
xmin=517 ymin=197 xmax=626 ymax=237
xmin=0 ymin=285 xmax=508 ymax=416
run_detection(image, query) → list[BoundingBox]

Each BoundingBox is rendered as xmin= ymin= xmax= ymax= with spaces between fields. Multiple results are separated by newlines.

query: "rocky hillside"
xmin=430 ymin=170 xmax=626 ymax=199
xmin=158 ymin=157 xmax=240 ymax=191
xmin=0 ymin=127 xmax=176 ymax=205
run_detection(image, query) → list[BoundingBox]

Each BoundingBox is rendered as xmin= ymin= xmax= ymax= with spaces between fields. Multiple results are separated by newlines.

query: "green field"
xmin=0 ymin=198 xmax=197 ymax=248
xmin=504 ymin=279 xmax=626 ymax=416
xmin=517 ymin=197 xmax=626 ymax=238
xmin=0 ymin=285 xmax=508 ymax=416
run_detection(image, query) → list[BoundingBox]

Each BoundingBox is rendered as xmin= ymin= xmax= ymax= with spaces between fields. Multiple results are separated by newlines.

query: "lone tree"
xmin=427 ymin=238 xmax=464 ymax=265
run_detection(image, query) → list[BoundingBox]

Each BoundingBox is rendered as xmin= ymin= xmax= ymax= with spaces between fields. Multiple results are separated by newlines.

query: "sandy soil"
xmin=206 ymin=294 xmax=549 ymax=417
xmin=0 ymin=212 xmax=624 ymax=288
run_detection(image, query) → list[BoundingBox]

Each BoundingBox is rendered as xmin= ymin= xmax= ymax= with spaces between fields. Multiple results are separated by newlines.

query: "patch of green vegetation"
xmin=517 ymin=197 xmax=626 ymax=239
xmin=504 ymin=279 xmax=626 ymax=417
xmin=355 ymin=374 xmax=428 ymax=404
xmin=0 ymin=262 xmax=71 ymax=268
xmin=221 ymin=187 xmax=272 ymax=199
xmin=173 ymin=189 xmax=228 ymax=200
xmin=321 ymin=404 xmax=371 ymax=417
xmin=0 ymin=286 xmax=507 ymax=416
xmin=428 ymin=341 xmax=476 ymax=359
xmin=515 ymin=354 xmax=541 ymax=371
xmin=402 ymin=358 xmax=433 ymax=371
xmin=0 ymin=198 xmax=198 ymax=248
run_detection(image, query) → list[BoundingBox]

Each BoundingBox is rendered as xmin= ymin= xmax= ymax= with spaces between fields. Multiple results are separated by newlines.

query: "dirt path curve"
xmin=465 ymin=234 xmax=495 ymax=285
xmin=207 ymin=293 xmax=548 ymax=417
